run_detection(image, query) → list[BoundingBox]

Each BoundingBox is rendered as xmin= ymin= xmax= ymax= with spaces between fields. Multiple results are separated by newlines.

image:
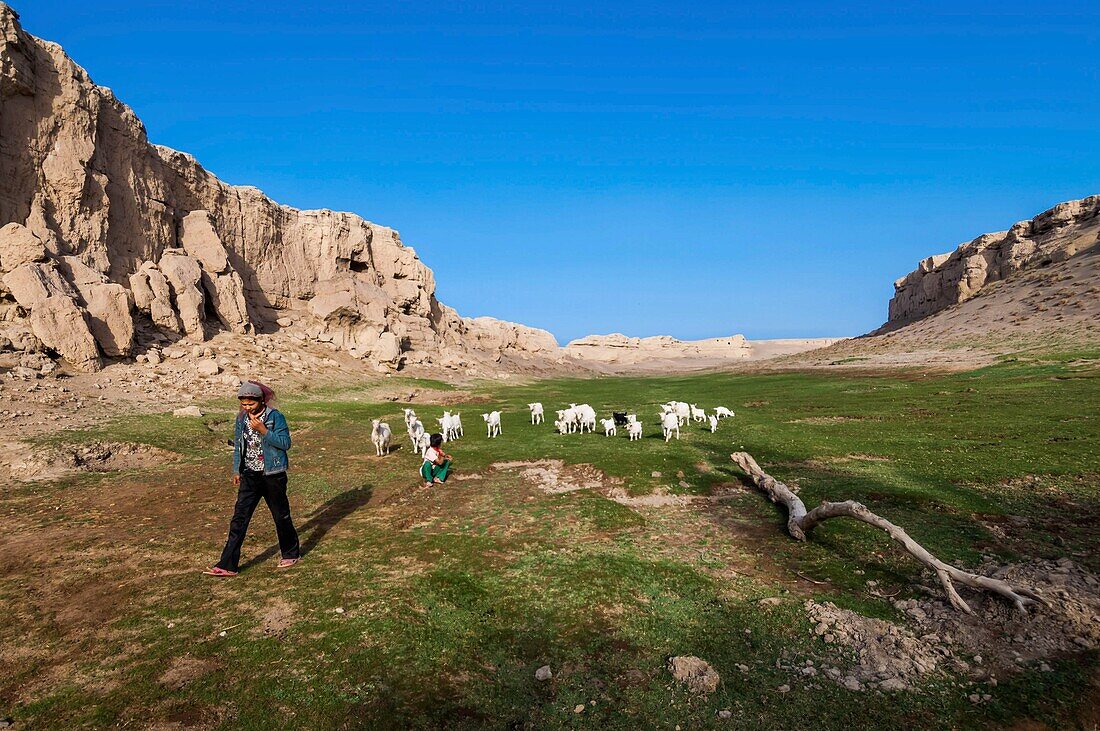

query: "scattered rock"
xmin=535 ymin=665 xmax=553 ymax=682
xmin=668 ymin=655 xmax=720 ymax=694
xmin=196 ymin=360 xmax=221 ymax=377
xmin=172 ymin=406 xmax=203 ymax=418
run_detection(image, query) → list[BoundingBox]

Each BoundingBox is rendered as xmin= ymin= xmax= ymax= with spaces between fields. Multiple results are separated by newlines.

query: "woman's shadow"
xmin=240 ymin=483 xmax=374 ymax=570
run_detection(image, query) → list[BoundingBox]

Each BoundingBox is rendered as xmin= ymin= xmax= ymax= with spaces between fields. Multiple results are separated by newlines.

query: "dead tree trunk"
xmin=730 ymin=452 xmax=1044 ymax=614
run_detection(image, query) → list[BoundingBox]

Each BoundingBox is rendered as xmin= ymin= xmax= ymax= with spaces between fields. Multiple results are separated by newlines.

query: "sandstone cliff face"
xmin=886 ymin=196 xmax=1100 ymax=328
xmin=0 ymin=3 xmax=557 ymax=371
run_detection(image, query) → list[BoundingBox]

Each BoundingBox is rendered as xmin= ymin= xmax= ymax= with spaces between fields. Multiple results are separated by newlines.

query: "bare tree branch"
xmin=730 ymin=452 xmax=1045 ymax=614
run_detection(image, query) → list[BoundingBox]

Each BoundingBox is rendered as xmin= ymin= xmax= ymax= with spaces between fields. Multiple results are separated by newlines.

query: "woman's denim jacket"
xmin=233 ymin=407 xmax=291 ymax=475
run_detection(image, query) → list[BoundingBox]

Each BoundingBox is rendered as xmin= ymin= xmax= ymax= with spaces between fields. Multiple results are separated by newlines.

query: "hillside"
xmin=779 ymin=197 xmax=1100 ymax=369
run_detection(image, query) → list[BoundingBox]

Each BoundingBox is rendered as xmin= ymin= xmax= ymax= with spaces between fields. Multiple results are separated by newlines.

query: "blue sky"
xmin=16 ymin=1 xmax=1100 ymax=342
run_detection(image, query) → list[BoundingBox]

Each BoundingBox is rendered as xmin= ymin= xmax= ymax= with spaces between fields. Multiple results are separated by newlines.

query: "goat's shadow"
xmin=240 ymin=483 xmax=374 ymax=570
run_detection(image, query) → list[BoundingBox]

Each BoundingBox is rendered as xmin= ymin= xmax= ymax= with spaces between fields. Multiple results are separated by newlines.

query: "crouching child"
xmin=420 ymin=433 xmax=452 ymax=486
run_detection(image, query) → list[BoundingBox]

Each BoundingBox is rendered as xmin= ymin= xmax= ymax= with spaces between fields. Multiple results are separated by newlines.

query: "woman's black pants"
xmin=216 ymin=470 xmax=301 ymax=572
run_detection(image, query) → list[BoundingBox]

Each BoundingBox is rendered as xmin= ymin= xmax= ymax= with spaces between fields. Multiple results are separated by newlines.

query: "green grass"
xmin=1 ymin=359 xmax=1097 ymax=729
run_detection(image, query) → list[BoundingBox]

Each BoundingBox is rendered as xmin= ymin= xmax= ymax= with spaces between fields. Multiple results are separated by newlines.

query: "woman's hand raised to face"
xmin=247 ymin=411 xmax=268 ymax=435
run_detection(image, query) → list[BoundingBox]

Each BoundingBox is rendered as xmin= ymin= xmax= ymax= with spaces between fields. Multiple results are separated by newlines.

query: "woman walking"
xmin=204 ymin=381 xmax=301 ymax=576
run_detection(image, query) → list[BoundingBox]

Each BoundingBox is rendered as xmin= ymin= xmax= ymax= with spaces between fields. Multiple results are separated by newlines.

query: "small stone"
xmin=718 ymin=710 xmax=732 ymax=719
xmin=219 ymin=631 xmax=227 ymax=637
xmin=777 ymin=684 xmax=790 ymax=693
xmin=969 ymin=694 xmax=980 ymax=704
xmin=147 ymin=350 xmax=162 ymax=365
xmin=1039 ymin=663 xmax=1052 ymax=672
xmin=173 ymin=405 xmax=203 ymax=418
xmin=841 ymin=676 xmax=862 ymax=691
xmin=196 ymin=360 xmax=220 ymax=377
xmin=574 ymin=704 xmax=585 ymax=714
xmin=535 ymin=665 xmax=553 ymax=681
xmin=668 ymin=655 xmax=720 ymax=694
xmin=651 ymin=471 xmax=661 ymax=478
xmin=334 ymin=607 xmax=345 ymax=614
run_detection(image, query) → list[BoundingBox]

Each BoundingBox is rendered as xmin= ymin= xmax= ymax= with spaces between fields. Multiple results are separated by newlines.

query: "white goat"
xmin=625 ymin=413 xmax=638 ymax=424
xmin=554 ymin=419 xmax=570 ymax=435
xmin=371 ymin=419 xmax=393 ymax=456
xmin=528 ymin=402 xmax=544 ymax=424
xmin=482 ymin=410 xmax=502 ymax=438
xmin=571 ymin=403 xmax=597 ymax=434
xmin=627 ymin=421 xmax=643 ymax=441
xmin=407 ymin=418 xmax=425 ymax=450
xmin=556 ymin=407 xmax=579 ymax=433
xmin=415 ymin=431 xmax=432 ymax=457
xmin=437 ymin=411 xmax=457 ymax=442
xmin=403 ymin=408 xmax=417 ymax=429
xmin=660 ymin=411 xmax=680 ymax=442
xmin=689 ymin=404 xmax=706 ymax=423
xmin=600 ymin=418 xmax=617 ymax=437
xmin=452 ymin=412 xmax=464 ymax=438
xmin=708 ymin=414 xmax=718 ymax=433
xmin=714 ymin=406 xmax=735 ymax=420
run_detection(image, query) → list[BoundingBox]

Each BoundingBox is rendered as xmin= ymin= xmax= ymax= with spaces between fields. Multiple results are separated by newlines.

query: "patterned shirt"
xmin=242 ymin=409 xmax=267 ymax=472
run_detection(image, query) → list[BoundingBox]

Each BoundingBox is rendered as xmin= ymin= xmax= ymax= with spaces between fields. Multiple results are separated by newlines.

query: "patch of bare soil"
xmin=4 ymin=440 xmax=179 ymax=482
xmin=792 ymin=558 xmax=1100 ymax=693
xmin=490 ymin=460 xmax=613 ymax=494
xmin=253 ymin=597 xmax=297 ymax=638
xmin=607 ymin=486 xmax=694 ymax=507
xmin=374 ymin=386 xmax=490 ymax=406
xmin=787 ymin=416 xmax=880 ymax=425
xmin=158 ymin=655 xmax=220 ymax=691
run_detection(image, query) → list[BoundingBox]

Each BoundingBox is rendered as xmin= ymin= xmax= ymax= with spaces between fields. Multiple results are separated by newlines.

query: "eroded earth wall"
xmin=0 ymin=3 xmax=556 ymax=371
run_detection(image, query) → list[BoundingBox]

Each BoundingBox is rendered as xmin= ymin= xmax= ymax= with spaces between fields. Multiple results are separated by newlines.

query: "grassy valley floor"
xmin=1 ymin=355 xmax=1098 ymax=729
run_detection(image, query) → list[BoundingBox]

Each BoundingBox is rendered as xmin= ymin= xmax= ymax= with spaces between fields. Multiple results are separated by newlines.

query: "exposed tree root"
xmin=730 ymin=452 xmax=1046 ymax=614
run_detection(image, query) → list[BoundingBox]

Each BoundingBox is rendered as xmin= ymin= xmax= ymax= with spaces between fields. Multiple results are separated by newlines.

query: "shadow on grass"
xmin=240 ymin=483 xmax=374 ymax=569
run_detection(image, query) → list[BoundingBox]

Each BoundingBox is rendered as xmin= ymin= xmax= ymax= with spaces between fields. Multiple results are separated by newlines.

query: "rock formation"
xmin=563 ymin=333 xmax=842 ymax=372
xmin=886 ymin=196 xmax=1100 ymax=328
xmin=0 ymin=3 xmax=559 ymax=372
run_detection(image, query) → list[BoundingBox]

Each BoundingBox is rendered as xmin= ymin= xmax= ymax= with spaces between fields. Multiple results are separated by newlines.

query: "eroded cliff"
xmin=0 ymin=3 xmax=557 ymax=371
xmin=886 ymin=196 xmax=1100 ymax=328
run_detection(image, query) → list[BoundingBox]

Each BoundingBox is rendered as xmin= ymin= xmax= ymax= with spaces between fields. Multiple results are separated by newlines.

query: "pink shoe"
xmin=277 ymin=557 xmax=300 ymax=569
xmin=202 ymin=567 xmax=238 ymax=577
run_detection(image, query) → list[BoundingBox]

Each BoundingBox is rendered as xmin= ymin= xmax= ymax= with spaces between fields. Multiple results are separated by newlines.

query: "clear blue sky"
xmin=16 ymin=1 xmax=1100 ymax=343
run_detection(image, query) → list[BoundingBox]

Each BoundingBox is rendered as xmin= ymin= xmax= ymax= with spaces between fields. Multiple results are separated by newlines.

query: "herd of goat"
xmin=368 ymin=401 xmax=736 ymax=457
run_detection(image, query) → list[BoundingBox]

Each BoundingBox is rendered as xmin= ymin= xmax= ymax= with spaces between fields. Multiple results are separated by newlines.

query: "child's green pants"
xmin=420 ymin=459 xmax=451 ymax=483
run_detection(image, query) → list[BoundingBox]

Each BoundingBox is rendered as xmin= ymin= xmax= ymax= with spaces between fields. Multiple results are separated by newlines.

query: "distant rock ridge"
xmin=0 ymin=3 xmax=557 ymax=372
xmin=885 ymin=196 xmax=1100 ymax=329
xmin=564 ymin=333 xmax=843 ymax=370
